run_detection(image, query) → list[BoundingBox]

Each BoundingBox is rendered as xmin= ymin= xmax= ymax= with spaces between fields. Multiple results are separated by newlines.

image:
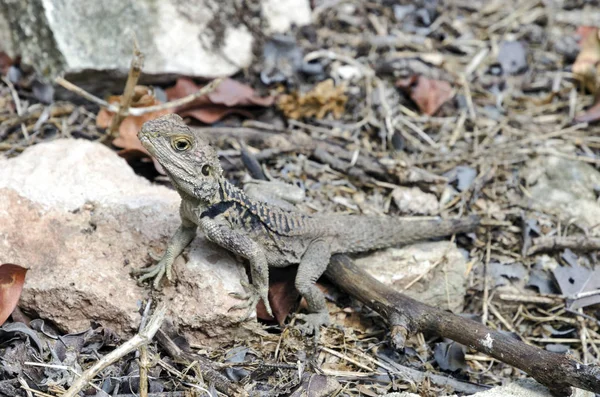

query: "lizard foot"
xmin=295 ymin=311 xmax=330 ymax=336
xmin=131 ymin=253 xmax=174 ymax=289
xmin=229 ymin=280 xmax=273 ymax=320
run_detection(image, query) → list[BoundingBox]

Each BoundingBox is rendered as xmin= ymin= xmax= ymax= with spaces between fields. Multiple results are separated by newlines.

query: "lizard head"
xmin=139 ymin=114 xmax=223 ymax=203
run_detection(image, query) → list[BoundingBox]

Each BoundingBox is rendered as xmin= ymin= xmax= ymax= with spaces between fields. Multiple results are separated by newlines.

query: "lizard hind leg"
xmin=294 ymin=240 xmax=331 ymax=336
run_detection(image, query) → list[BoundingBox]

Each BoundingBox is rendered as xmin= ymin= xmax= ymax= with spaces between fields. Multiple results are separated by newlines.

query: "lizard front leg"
xmin=133 ymin=218 xmax=197 ymax=288
xmin=295 ymin=239 xmax=331 ymax=335
xmin=199 ymin=217 xmax=272 ymax=318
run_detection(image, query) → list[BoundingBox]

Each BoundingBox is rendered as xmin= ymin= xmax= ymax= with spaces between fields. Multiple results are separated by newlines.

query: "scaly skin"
xmin=134 ymin=114 xmax=480 ymax=334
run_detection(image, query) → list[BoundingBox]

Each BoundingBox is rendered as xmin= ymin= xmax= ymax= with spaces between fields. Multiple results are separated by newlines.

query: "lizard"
xmin=134 ymin=114 xmax=481 ymax=334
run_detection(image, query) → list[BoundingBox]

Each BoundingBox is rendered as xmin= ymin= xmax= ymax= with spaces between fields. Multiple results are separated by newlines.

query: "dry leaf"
xmin=96 ymin=86 xmax=172 ymax=172
xmin=278 ymin=79 xmax=347 ymax=120
xmin=0 ymin=52 xmax=12 ymax=75
xmin=574 ymin=100 xmax=600 ymax=123
xmin=573 ymin=26 xmax=600 ymax=93
xmin=166 ymin=78 xmax=274 ymax=124
xmin=0 ymin=264 xmax=28 ymax=326
xmin=256 ymin=267 xmax=299 ymax=324
xmin=396 ymin=75 xmax=454 ymax=116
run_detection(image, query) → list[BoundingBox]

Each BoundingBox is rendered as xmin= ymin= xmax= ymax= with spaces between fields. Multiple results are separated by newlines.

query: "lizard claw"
xmin=229 ymin=280 xmax=272 ymax=319
xmin=131 ymin=252 xmax=174 ymax=289
xmin=295 ymin=311 xmax=330 ymax=337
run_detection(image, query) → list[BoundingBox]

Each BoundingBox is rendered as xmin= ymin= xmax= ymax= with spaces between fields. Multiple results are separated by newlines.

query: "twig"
xmin=24 ymin=362 xmax=104 ymax=393
xmin=113 ymin=394 xmax=190 ymax=397
xmin=482 ymin=234 xmax=491 ymax=325
xmin=54 ymin=77 xmax=224 ymax=117
xmin=107 ymin=40 xmax=144 ymax=140
xmin=61 ymin=303 xmax=166 ymax=397
xmin=139 ymin=343 xmax=150 ymax=397
xmin=498 ymin=293 xmax=562 ymax=305
xmin=394 ymin=114 xmax=438 ymax=148
xmin=54 ymin=77 xmax=111 ymax=108
xmin=527 ymin=235 xmax=600 ymax=255
xmin=138 ymin=301 xmax=153 ymax=397
xmin=135 ymin=78 xmax=223 ymax=115
xmin=18 ymin=377 xmax=33 ymax=397
xmin=578 ymin=308 xmax=591 ymax=364
xmin=376 ymin=78 xmax=394 ymax=149
xmin=320 ymin=346 xmax=375 ymax=372
xmin=1 ymin=76 xmax=29 ymax=139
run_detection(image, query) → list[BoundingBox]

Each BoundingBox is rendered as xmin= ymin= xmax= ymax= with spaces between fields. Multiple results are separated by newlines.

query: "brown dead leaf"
xmin=573 ymin=27 xmax=600 ymax=93
xmin=574 ymin=100 xmax=600 ymax=123
xmin=396 ymin=75 xmax=454 ymax=116
xmin=278 ymin=79 xmax=347 ymax=120
xmin=166 ymin=78 xmax=274 ymax=124
xmin=0 ymin=264 xmax=28 ymax=326
xmin=256 ymin=267 xmax=299 ymax=324
xmin=0 ymin=52 xmax=12 ymax=75
xmin=96 ymin=86 xmax=171 ymax=172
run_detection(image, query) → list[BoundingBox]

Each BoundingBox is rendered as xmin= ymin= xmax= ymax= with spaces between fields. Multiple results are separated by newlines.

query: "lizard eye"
xmin=172 ymin=138 xmax=191 ymax=152
xmin=201 ymin=164 xmax=210 ymax=176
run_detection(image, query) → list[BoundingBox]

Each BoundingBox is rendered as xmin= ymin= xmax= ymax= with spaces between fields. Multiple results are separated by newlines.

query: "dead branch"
xmin=107 ymin=41 xmax=144 ymax=140
xmin=325 ymin=254 xmax=600 ymax=396
xmin=527 ymin=235 xmax=600 ymax=255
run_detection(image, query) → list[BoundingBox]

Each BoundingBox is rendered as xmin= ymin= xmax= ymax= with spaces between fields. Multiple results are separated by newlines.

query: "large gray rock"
xmin=0 ymin=140 xmax=256 ymax=344
xmin=0 ymin=0 xmax=311 ymax=81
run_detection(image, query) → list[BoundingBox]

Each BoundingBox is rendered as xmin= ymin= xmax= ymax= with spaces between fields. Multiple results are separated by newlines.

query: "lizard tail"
xmin=328 ymin=214 xmax=480 ymax=253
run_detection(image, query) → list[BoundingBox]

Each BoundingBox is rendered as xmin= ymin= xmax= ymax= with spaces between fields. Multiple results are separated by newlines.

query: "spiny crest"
xmin=220 ymin=180 xmax=311 ymax=236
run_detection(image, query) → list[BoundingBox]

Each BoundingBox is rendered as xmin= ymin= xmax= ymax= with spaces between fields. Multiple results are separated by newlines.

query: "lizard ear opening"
xmin=201 ymin=164 xmax=211 ymax=176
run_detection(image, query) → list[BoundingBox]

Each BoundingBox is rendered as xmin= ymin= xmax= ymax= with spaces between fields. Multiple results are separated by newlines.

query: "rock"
xmin=0 ymin=0 xmax=310 ymax=83
xmin=522 ymin=155 xmax=600 ymax=231
xmin=353 ymin=241 xmax=469 ymax=312
xmin=262 ymin=0 xmax=311 ymax=34
xmin=0 ymin=140 xmax=254 ymax=344
xmin=391 ymin=186 xmax=439 ymax=215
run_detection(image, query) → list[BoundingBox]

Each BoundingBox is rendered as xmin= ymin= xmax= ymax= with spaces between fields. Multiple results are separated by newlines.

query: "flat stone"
xmin=0 ymin=0 xmax=310 ymax=82
xmin=354 ymin=241 xmax=469 ymax=312
xmin=262 ymin=0 xmax=311 ymax=34
xmin=0 ymin=140 xmax=254 ymax=344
